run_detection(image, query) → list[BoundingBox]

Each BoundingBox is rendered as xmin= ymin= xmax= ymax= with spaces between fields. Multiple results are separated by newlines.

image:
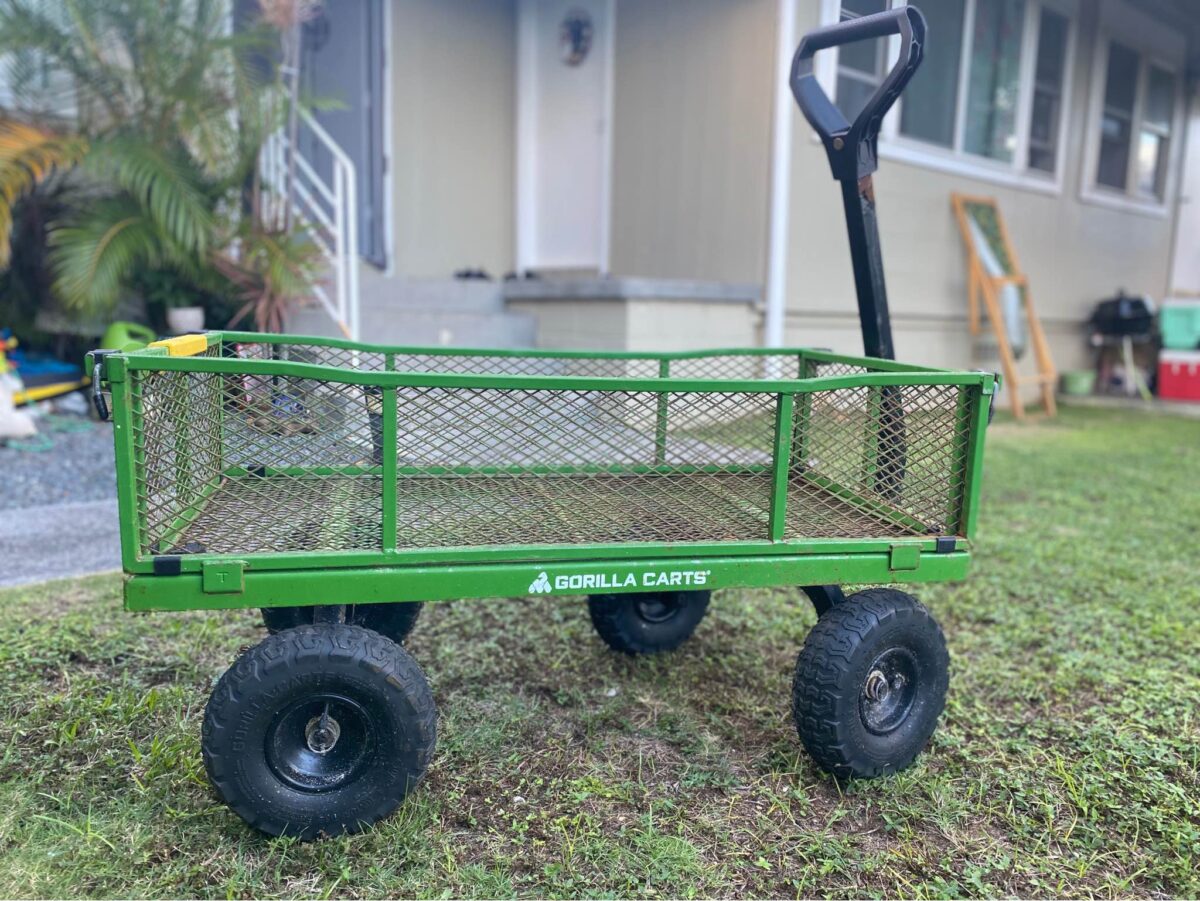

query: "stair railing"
xmin=260 ymin=108 xmax=360 ymax=341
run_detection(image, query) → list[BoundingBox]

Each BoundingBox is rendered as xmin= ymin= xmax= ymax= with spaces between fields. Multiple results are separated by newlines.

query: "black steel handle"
xmin=790 ymin=6 xmax=926 ymax=182
xmin=92 ymin=362 xmax=109 ymax=420
xmin=88 ymin=350 xmax=116 ymax=421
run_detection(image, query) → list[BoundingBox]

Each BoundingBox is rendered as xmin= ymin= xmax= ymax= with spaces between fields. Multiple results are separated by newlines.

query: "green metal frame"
xmin=97 ymin=331 xmax=995 ymax=613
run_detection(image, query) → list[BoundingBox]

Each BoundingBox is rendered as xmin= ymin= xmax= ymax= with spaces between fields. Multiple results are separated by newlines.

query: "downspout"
xmin=764 ymin=0 xmax=798 ymax=351
xmin=1167 ymin=77 xmax=1200 ymax=295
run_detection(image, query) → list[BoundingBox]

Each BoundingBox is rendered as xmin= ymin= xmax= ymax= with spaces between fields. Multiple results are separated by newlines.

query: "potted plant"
xmin=130 ymin=267 xmax=209 ymax=335
xmin=165 ymin=301 xmax=205 ymax=334
xmin=215 ymin=221 xmax=324 ymax=334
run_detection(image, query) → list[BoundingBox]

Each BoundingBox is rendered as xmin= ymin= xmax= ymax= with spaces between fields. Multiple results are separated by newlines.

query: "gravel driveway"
xmin=0 ymin=416 xmax=120 ymax=587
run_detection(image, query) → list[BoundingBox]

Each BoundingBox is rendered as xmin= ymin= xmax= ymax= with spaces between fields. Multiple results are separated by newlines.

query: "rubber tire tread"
xmin=587 ymin=591 xmax=710 ymax=655
xmin=202 ymin=623 xmax=437 ymax=839
xmin=792 ymin=588 xmax=948 ymax=779
xmin=261 ymin=602 xmax=423 ymax=644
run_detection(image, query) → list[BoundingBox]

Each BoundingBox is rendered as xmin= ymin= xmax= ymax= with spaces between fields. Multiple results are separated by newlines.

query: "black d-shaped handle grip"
xmin=791 ymin=6 xmax=926 ymax=182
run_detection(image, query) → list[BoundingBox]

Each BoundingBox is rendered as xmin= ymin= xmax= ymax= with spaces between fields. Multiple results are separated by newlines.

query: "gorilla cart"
xmin=93 ymin=6 xmax=994 ymax=839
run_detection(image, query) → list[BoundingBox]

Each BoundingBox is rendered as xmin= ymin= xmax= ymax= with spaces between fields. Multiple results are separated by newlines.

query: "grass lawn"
xmin=0 ymin=406 xmax=1197 ymax=899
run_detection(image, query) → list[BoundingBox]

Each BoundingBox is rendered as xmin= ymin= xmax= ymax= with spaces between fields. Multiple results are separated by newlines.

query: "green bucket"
xmin=1060 ymin=370 xmax=1095 ymax=396
xmin=100 ymin=321 xmax=157 ymax=353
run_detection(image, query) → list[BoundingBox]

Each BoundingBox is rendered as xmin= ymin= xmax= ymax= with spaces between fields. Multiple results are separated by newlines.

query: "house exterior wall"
xmin=377 ymin=0 xmax=1195 ymax=381
xmin=606 ymin=0 xmax=777 ymax=284
xmin=390 ymin=0 xmax=516 ymax=278
xmin=783 ymin=0 xmax=1185 ymax=377
xmin=603 ymin=0 xmax=1191 ymax=380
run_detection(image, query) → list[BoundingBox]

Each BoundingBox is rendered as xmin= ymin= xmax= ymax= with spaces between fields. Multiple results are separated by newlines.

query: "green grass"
xmin=1 ymin=406 xmax=1198 ymax=898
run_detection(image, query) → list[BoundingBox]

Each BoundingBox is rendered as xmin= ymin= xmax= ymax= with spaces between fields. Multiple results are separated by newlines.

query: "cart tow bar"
xmin=791 ymin=7 xmax=926 ymax=611
xmin=790 ymin=5 xmax=925 ymax=360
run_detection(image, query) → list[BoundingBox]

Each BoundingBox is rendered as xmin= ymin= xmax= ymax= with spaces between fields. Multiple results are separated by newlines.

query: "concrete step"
xmin=288 ymin=304 xmax=536 ymax=349
xmin=287 ymin=272 xmax=537 ymax=348
xmin=360 ymin=308 xmax=537 ymax=348
xmin=359 ymin=273 xmax=506 ymax=313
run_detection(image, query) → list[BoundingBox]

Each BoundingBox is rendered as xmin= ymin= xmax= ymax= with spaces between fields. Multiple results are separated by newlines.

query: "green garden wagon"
xmin=92 ymin=6 xmax=995 ymax=839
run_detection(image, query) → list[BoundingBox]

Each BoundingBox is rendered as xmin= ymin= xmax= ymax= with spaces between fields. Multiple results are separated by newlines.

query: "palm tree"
xmin=0 ymin=120 xmax=86 ymax=271
xmin=0 ymin=0 xmax=319 ymax=329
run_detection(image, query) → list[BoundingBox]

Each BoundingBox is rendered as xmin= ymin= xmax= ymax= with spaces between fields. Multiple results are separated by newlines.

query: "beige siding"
xmin=378 ymin=0 xmax=1190 ymax=385
xmin=391 ymin=0 xmax=516 ymax=277
xmin=607 ymin=0 xmax=776 ymax=283
xmin=783 ymin=0 xmax=1177 ymax=379
xmin=509 ymin=296 xmax=758 ymax=351
xmin=506 ymin=299 xmax=630 ymax=349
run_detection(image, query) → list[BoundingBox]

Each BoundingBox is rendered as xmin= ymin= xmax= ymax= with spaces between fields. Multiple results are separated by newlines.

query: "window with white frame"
xmin=0 ymin=1 xmax=77 ymax=116
xmin=832 ymin=0 xmax=1074 ymax=183
xmin=835 ymin=0 xmax=890 ymax=122
xmin=1092 ymin=40 xmax=1178 ymax=202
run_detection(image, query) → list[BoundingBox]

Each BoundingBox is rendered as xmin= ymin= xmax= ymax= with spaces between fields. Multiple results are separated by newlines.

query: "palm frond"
xmin=0 ymin=0 xmax=322 ymax=320
xmin=47 ymin=196 xmax=164 ymax=310
xmin=215 ymin=222 xmax=323 ymax=333
xmin=0 ymin=119 xmax=87 ymax=268
xmin=83 ymin=135 xmax=214 ymax=256
xmin=0 ymin=0 xmax=126 ymax=123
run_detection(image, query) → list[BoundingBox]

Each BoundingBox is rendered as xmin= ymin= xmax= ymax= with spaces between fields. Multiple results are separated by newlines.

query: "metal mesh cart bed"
xmin=120 ymin=337 xmax=985 ymax=561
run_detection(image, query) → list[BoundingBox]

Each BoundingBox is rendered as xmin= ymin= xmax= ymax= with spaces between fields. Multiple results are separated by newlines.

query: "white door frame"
xmin=764 ymin=0 xmax=797 ymax=350
xmin=515 ymin=0 xmax=616 ymax=274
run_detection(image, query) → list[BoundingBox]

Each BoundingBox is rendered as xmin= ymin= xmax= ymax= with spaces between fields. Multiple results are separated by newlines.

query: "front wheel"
xmin=791 ymin=588 xmax=948 ymax=779
xmin=586 ymin=591 xmax=710 ymax=655
xmin=202 ymin=623 xmax=437 ymax=839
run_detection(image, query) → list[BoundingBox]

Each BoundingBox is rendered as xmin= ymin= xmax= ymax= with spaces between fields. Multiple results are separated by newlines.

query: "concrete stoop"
xmin=287 ymin=272 xmax=537 ymax=348
xmin=287 ymin=270 xmax=765 ymax=353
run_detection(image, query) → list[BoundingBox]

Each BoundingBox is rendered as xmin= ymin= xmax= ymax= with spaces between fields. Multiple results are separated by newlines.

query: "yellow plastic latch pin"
xmin=148 ymin=334 xmax=208 ymax=357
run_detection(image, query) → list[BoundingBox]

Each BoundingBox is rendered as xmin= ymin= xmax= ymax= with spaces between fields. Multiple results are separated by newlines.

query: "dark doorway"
xmin=299 ymin=0 xmax=387 ymax=268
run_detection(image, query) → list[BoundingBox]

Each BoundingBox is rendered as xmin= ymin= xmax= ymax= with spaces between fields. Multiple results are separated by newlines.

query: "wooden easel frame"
xmin=951 ymin=193 xmax=1056 ymax=420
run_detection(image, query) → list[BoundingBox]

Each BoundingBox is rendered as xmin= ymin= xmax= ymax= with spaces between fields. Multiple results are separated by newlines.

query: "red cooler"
xmin=1158 ymin=350 xmax=1200 ymax=402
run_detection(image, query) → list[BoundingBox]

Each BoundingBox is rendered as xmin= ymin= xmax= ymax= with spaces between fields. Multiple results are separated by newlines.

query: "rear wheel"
xmin=586 ymin=591 xmax=710 ymax=655
xmin=202 ymin=623 xmax=437 ymax=839
xmin=791 ymin=588 xmax=948 ymax=779
xmin=261 ymin=602 xmax=423 ymax=644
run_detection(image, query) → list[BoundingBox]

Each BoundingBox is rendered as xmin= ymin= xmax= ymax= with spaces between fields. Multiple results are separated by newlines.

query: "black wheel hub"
xmin=633 ymin=592 xmax=681 ymax=624
xmin=859 ymin=647 xmax=918 ymax=735
xmin=266 ymin=693 xmax=375 ymax=792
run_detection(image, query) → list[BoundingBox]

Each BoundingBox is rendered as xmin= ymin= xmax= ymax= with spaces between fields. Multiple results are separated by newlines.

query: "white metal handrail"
xmin=260 ymin=107 xmax=360 ymax=340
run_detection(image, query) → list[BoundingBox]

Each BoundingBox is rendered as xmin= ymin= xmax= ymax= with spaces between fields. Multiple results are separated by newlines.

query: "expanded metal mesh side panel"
xmin=221 ymin=374 xmax=383 ymax=470
xmin=391 ymin=354 xmax=662 ymax=379
xmin=127 ymin=348 xmax=974 ymax=562
xmin=668 ymin=354 xmax=803 ymax=381
xmin=788 ymin=383 xmax=968 ymax=538
xmin=178 ymin=473 xmax=382 ymax=555
xmin=132 ymin=367 xmax=383 ymax=557
xmin=130 ymin=365 xmax=224 ymax=555
xmin=222 ymin=340 xmax=388 ymax=371
xmin=807 ymin=359 xmax=871 ymax=379
xmin=394 ymin=387 xmax=776 ymax=548
xmin=219 ymin=342 xmax=816 ymax=381
xmin=391 ymin=352 xmax=803 ymax=380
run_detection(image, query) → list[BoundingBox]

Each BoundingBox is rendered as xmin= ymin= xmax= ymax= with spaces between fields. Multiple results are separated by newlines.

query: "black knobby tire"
xmin=202 ymin=623 xmax=437 ymax=839
xmin=261 ymin=602 xmax=423 ymax=644
xmin=792 ymin=588 xmax=949 ymax=779
xmin=587 ymin=591 xmax=711 ymax=655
